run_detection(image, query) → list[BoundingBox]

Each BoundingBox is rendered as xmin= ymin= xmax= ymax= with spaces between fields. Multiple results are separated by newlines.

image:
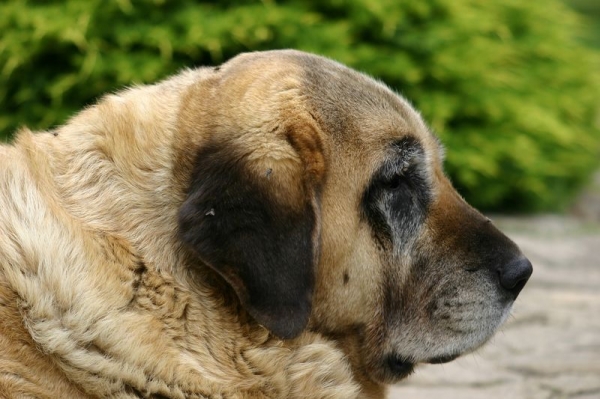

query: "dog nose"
xmin=498 ymin=256 xmax=532 ymax=298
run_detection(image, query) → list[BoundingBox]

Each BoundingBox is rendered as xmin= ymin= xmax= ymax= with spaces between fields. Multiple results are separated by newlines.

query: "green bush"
xmin=568 ymin=0 xmax=600 ymax=48
xmin=1 ymin=0 xmax=599 ymax=211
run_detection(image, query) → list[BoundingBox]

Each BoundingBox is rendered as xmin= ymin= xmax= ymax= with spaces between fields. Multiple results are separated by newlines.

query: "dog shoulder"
xmin=0 ymin=145 xmax=81 ymax=398
xmin=0 ymin=252 xmax=92 ymax=398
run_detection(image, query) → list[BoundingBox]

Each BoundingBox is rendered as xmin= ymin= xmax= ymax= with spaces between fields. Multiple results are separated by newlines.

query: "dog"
xmin=0 ymin=50 xmax=532 ymax=398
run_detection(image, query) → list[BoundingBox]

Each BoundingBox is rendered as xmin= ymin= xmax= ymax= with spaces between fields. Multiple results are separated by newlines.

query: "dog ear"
xmin=178 ymin=122 xmax=325 ymax=339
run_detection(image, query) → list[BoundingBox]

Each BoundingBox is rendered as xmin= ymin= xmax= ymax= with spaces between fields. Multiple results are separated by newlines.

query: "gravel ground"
xmin=389 ymin=215 xmax=600 ymax=399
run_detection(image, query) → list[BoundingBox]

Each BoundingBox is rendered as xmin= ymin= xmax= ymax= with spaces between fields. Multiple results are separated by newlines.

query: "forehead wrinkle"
xmin=381 ymin=135 xmax=423 ymax=164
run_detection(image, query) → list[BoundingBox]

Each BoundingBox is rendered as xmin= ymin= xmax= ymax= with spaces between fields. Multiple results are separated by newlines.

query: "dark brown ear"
xmin=178 ymin=125 xmax=324 ymax=339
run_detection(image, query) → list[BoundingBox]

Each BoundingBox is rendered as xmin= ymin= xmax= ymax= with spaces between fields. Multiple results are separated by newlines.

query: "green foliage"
xmin=568 ymin=0 xmax=600 ymax=48
xmin=1 ymin=0 xmax=599 ymax=211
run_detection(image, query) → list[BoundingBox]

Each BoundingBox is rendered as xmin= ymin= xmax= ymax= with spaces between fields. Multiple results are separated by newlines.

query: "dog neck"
xmin=16 ymin=70 xmax=208 ymax=272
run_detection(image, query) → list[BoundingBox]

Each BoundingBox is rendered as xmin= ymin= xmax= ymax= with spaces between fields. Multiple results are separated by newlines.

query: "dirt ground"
xmin=389 ymin=215 xmax=600 ymax=399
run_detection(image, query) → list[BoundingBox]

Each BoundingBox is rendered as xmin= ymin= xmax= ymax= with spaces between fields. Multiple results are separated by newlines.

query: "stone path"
xmin=389 ymin=215 xmax=600 ymax=399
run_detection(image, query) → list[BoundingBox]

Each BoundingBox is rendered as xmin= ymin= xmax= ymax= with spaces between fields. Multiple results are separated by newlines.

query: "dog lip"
xmin=426 ymin=353 xmax=460 ymax=364
xmin=384 ymin=354 xmax=415 ymax=379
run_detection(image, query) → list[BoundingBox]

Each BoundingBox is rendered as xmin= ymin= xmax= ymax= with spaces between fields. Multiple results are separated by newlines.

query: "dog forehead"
xmin=294 ymin=56 xmax=440 ymax=179
xmin=216 ymin=50 xmax=441 ymax=175
xmin=219 ymin=50 xmax=432 ymax=138
xmin=295 ymin=56 xmax=437 ymax=160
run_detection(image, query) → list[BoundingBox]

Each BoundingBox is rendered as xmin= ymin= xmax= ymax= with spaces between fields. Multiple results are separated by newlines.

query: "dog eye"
xmin=385 ymin=161 xmax=410 ymax=190
xmin=387 ymin=174 xmax=403 ymax=189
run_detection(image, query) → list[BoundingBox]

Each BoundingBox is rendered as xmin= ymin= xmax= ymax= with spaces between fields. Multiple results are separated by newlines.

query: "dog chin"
xmin=376 ymin=307 xmax=514 ymax=383
xmin=374 ymin=351 xmax=463 ymax=383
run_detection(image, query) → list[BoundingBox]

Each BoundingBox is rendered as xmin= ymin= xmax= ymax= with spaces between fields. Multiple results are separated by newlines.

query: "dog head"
xmin=177 ymin=50 xmax=532 ymax=384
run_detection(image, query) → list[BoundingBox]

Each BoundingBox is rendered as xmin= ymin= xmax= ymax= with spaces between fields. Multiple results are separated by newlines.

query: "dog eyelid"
xmin=382 ymin=161 xmax=411 ymax=190
xmin=378 ymin=137 xmax=423 ymax=184
xmin=400 ymin=161 xmax=410 ymax=173
xmin=380 ymin=158 xmax=410 ymax=183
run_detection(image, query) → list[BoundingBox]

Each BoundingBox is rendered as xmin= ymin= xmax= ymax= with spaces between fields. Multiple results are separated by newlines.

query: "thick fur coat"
xmin=0 ymin=50 xmax=531 ymax=398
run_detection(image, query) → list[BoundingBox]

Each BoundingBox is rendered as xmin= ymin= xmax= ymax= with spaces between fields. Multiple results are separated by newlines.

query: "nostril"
xmin=498 ymin=256 xmax=533 ymax=298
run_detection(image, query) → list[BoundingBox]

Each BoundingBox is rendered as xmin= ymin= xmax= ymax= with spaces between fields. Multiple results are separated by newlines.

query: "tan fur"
xmin=0 ymin=50 xmax=528 ymax=398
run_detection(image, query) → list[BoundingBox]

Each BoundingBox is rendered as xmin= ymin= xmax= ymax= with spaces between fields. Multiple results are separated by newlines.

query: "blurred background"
xmin=1 ymin=2 xmax=599 ymax=399
xmin=1 ymin=0 xmax=599 ymax=213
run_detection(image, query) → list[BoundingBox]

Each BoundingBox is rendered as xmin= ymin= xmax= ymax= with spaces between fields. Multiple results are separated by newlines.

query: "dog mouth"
xmin=384 ymin=355 xmax=415 ymax=380
xmin=384 ymin=352 xmax=461 ymax=380
xmin=426 ymin=353 xmax=460 ymax=364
